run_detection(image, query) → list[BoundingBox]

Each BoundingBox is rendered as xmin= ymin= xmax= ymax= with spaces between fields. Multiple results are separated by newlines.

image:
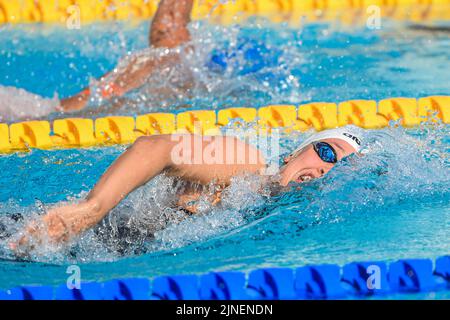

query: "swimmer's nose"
xmin=317 ymin=167 xmax=331 ymax=177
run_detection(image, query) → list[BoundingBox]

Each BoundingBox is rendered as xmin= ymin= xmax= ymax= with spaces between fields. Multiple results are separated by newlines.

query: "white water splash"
xmin=0 ymin=85 xmax=60 ymax=122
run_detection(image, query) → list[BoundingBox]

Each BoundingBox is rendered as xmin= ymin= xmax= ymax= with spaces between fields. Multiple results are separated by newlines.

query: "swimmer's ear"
xmin=284 ymin=152 xmax=297 ymax=163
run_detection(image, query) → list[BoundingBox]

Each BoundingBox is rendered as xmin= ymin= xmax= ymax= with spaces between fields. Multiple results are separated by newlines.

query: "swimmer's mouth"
xmin=295 ymin=175 xmax=313 ymax=183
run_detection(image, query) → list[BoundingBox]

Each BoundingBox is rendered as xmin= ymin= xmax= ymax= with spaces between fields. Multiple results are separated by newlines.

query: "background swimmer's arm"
xmin=101 ymin=0 xmax=195 ymax=96
xmin=150 ymin=0 xmax=194 ymax=48
xmin=59 ymin=0 xmax=194 ymax=112
xmin=59 ymin=89 xmax=90 ymax=112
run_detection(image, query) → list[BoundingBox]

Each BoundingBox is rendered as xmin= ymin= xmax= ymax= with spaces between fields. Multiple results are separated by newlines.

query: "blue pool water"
xmin=0 ymin=19 xmax=449 ymax=296
xmin=0 ymin=19 xmax=449 ymax=120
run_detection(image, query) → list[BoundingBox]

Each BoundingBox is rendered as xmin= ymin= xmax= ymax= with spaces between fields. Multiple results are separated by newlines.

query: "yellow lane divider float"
xmin=0 ymin=95 xmax=448 ymax=154
xmin=0 ymin=0 xmax=449 ymax=25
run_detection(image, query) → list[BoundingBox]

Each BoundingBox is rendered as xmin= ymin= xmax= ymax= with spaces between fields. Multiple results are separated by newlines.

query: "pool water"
xmin=0 ymin=19 xmax=449 ymax=296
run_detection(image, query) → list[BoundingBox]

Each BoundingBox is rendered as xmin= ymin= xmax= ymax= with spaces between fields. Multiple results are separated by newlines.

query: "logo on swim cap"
xmin=343 ymin=133 xmax=361 ymax=146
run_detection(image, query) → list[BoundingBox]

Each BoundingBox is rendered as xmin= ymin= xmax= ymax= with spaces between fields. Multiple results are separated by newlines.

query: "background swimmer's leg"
xmin=150 ymin=0 xmax=194 ymax=48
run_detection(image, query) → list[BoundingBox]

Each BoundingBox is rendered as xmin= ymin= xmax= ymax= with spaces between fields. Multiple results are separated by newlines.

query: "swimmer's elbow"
xmin=133 ymin=135 xmax=171 ymax=148
xmin=132 ymin=135 xmax=177 ymax=166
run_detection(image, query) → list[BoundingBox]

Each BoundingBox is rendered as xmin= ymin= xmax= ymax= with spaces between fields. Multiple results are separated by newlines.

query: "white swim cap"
xmin=292 ymin=126 xmax=363 ymax=155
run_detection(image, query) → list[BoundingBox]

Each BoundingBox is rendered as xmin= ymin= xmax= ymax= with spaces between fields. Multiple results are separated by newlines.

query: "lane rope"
xmin=0 ymin=95 xmax=449 ymax=154
xmin=0 ymin=0 xmax=449 ymax=25
xmin=1 ymin=256 xmax=450 ymax=300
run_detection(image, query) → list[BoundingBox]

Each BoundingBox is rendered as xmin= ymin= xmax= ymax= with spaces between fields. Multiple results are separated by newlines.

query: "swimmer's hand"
xmin=10 ymin=201 xmax=105 ymax=256
xmin=177 ymin=189 xmax=223 ymax=214
xmin=9 ymin=212 xmax=71 ymax=256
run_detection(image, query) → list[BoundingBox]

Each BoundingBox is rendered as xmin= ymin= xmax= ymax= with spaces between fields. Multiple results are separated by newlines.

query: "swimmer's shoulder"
xmin=226 ymin=135 xmax=267 ymax=170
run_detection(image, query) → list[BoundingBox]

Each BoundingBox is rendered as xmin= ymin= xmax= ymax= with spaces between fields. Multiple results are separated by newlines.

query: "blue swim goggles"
xmin=312 ymin=142 xmax=338 ymax=164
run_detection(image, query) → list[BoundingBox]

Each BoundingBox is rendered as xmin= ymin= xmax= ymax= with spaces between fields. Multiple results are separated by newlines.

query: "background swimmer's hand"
xmin=59 ymin=89 xmax=91 ymax=112
xmin=177 ymin=189 xmax=224 ymax=214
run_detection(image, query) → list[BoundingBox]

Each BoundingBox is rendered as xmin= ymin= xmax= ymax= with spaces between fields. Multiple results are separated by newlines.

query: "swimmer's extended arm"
xmin=12 ymin=135 xmax=265 ymax=250
xmin=13 ymin=135 xmax=175 ymax=249
xmin=59 ymin=0 xmax=194 ymax=112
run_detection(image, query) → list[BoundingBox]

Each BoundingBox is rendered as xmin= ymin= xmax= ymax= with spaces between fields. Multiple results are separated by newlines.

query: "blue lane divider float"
xmin=151 ymin=275 xmax=199 ymax=300
xmin=103 ymin=278 xmax=151 ymax=300
xmin=247 ymin=268 xmax=295 ymax=300
xmin=199 ymin=272 xmax=247 ymax=300
xmin=55 ymin=282 xmax=103 ymax=300
xmin=435 ymin=256 xmax=450 ymax=282
xmin=341 ymin=261 xmax=389 ymax=296
xmin=389 ymin=259 xmax=436 ymax=293
xmin=1 ymin=256 xmax=450 ymax=300
xmin=296 ymin=264 xmax=346 ymax=299
xmin=1 ymin=286 xmax=54 ymax=300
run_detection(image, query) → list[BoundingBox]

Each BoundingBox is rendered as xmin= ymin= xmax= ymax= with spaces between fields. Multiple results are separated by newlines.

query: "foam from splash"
xmin=0 ymin=85 xmax=60 ymax=122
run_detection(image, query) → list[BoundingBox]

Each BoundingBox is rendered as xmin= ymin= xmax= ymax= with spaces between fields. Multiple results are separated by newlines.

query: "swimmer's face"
xmin=278 ymin=138 xmax=357 ymax=187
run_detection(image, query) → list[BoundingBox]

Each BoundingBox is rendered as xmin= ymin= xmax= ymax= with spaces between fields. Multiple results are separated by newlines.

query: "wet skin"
xmin=278 ymin=138 xmax=357 ymax=186
xmin=11 ymin=134 xmax=358 ymax=255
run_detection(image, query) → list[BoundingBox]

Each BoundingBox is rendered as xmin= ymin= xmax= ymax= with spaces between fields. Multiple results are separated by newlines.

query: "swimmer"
xmin=60 ymin=0 xmax=195 ymax=112
xmin=11 ymin=126 xmax=362 ymax=253
xmin=0 ymin=0 xmax=275 ymax=122
xmin=0 ymin=0 xmax=194 ymax=121
xmin=61 ymin=0 xmax=194 ymax=112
